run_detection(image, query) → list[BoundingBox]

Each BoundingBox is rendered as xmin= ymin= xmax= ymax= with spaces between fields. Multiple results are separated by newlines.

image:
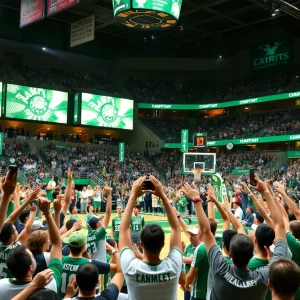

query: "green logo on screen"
xmin=101 ymin=103 xmax=118 ymax=123
xmin=29 ymin=95 xmax=49 ymax=116
xmin=253 ymin=41 xmax=290 ymax=70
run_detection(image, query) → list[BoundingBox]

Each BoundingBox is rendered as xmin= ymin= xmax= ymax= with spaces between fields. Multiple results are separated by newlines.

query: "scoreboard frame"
xmin=193 ymin=132 xmax=207 ymax=148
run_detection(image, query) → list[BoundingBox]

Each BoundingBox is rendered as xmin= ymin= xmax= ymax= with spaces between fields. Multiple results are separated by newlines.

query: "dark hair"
xmin=247 ymin=206 xmax=254 ymax=213
xmin=133 ymin=204 xmax=140 ymax=210
xmin=19 ymin=208 xmax=30 ymax=223
xmin=289 ymin=213 xmax=297 ymax=222
xmin=106 ymin=239 xmax=116 ymax=248
xmin=229 ymin=234 xmax=254 ymax=268
xmin=222 ymin=230 xmax=237 ymax=252
xmin=6 ymin=246 xmax=32 ymax=279
xmin=141 ymin=224 xmax=164 ymax=254
xmin=76 ymin=263 xmax=99 ymax=292
xmin=0 ymin=222 xmax=15 ymax=243
xmin=27 ymin=289 xmax=59 ymax=300
xmin=269 ymin=258 xmax=300 ymax=297
xmin=69 ymin=245 xmax=84 ymax=255
xmin=290 ymin=221 xmax=300 ymax=239
xmin=255 ymin=224 xmax=275 ymax=250
xmin=209 ymin=218 xmax=218 ymax=236
xmin=66 ymin=219 xmax=77 ymax=231
xmin=52 ymin=191 xmax=59 ymax=200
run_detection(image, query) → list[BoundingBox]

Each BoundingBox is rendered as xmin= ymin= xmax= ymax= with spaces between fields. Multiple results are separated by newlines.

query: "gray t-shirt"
xmin=207 ymin=238 xmax=288 ymax=300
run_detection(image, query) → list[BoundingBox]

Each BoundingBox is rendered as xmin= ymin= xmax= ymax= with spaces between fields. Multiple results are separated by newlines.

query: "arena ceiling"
xmin=0 ymin=0 xmax=300 ymax=57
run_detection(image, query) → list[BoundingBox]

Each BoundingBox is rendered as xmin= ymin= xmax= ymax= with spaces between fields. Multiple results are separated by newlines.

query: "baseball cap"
xmin=63 ymin=231 xmax=87 ymax=248
xmin=88 ymin=216 xmax=104 ymax=230
xmin=255 ymin=212 xmax=264 ymax=224
xmin=32 ymin=220 xmax=46 ymax=231
xmin=187 ymin=227 xmax=199 ymax=235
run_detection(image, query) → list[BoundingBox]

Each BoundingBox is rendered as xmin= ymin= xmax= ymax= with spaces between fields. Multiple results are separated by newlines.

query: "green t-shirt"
xmin=224 ymin=256 xmax=232 ymax=264
xmin=191 ymin=243 xmax=209 ymax=299
xmin=130 ymin=215 xmax=145 ymax=232
xmin=87 ymin=227 xmax=107 ymax=262
xmin=248 ymin=256 xmax=268 ymax=271
xmin=104 ymin=253 xmax=111 ymax=288
xmin=6 ymin=202 xmax=14 ymax=218
xmin=178 ymin=197 xmax=187 ymax=212
xmin=112 ymin=216 xmax=122 ymax=241
xmin=183 ymin=243 xmax=196 ymax=274
xmin=85 ymin=213 xmax=97 ymax=234
xmin=287 ymin=232 xmax=300 ymax=266
xmin=70 ymin=215 xmax=80 ymax=221
xmin=59 ymin=256 xmax=90 ymax=298
xmin=0 ymin=242 xmax=20 ymax=279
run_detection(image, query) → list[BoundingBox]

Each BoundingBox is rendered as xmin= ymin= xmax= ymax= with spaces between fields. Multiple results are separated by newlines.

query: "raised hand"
xmin=240 ymin=182 xmax=251 ymax=194
xmin=2 ymin=170 xmax=17 ymax=195
xmin=53 ymin=198 xmax=62 ymax=213
xmin=67 ymin=167 xmax=73 ymax=180
xmin=103 ymin=185 xmax=113 ymax=195
xmin=206 ymin=184 xmax=217 ymax=201
xmin=182 ymin=182 xmax=200 ymax=201
xmin=31 ymin=269 xmax=54 ymax=288
xmin=250 ymin=173 xmax=268 ymax=194
xmin=273 ymin=181 xmax=285 ymax=195
xmin=38 ymin=197 xmax=51 ymax=215
xmin=30 ymin=204 xmax=37 ymax=213
xmin=131 ymin=176 xmax=146 ymax=198
xmin=149 ymin=176 xmax=166 ymax=198
xmin=27 ymin=187 xmax=41 ymax=204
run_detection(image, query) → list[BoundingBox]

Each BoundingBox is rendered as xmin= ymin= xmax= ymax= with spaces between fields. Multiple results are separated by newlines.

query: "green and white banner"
xmin=210 ymin=173 xmax=227 ymax=204
xmin=163 ymin=133 xmax=300 ymax=148
xmin=5 ymin=84 xmax=68 ymax=123
xmin=119 ymin=142 xmax=125 ymax=162
xmin=252 ymin=40 xmax=291 ymax=70
xmin=81 ymin=93 xmax=134 ymax=130
xmin=181 ymin=129 xmax=189 ymax=153
xmin=138 ymin=90 xmax=300 ymax=111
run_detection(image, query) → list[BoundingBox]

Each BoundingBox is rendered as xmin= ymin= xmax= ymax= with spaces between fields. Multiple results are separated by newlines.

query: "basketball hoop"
xmin=192 ymin=168 xmax=203 ymax=183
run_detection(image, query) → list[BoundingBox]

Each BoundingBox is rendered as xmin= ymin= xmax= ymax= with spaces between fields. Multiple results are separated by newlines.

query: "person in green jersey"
xmin=112 ymin=205 xmax=122 ymax=247
xmin=87 ymin=185 xmax=112 ymax=263
xmin=69 ymin=205 xmax=80 ymax=221
xmin=0 ymin=197 xmax=63 ymax=299
xmin=130 ymin=204 xmax=145 ymax=247
xmin=85 ymin=205 xmax=98 ymax=234
xmin=93 ymin=186 xmax=102 ymax=215
xmin=0 ymin=187 xmax=40 ymax=279
xmin=183 ymin=227 xmax=202 ymax=300
xmin=59 ymin=231 xmax=116 ymax=298
xmin=46 ymin=177 xmax=56 ymax=202
xmin=178 ymin=191 xmax=191 ymax=225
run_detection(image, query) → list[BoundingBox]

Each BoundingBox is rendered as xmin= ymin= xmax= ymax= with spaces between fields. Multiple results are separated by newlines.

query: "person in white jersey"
xmin=119 ymin=175 xmax=182 ymax=300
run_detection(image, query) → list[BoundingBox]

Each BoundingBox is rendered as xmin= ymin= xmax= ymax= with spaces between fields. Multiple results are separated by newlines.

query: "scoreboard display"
xmin=193 ymin=133 xmax=207 ymax=148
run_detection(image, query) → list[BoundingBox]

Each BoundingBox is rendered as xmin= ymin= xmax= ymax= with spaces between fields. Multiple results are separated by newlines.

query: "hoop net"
xmin=192 ymin=168 xmax=203 ymax=183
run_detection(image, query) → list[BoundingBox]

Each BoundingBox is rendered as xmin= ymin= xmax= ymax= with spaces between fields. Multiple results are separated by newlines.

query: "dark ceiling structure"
xmin=0 ymin=0 xmax=300 ymax=57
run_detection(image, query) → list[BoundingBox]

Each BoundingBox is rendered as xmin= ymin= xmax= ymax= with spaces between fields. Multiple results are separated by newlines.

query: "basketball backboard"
xmin=182 ymin=153 xmax=216 ymax=175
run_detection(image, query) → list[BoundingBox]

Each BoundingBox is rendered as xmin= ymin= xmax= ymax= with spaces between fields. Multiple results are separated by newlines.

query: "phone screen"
xmin=250 ymin=169 xmax=257 ymax=186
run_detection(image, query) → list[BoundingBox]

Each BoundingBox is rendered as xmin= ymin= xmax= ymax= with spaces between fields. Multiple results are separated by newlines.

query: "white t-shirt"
xmin=81 ymin=190 xmax=89 ymax=200
xmin=234 ymin=206 xmax=243 ymax=220
xmin=0 ymin=258 xmax=62 ymax=300
xmin=120 ymin=247 xmax=182 ymax=300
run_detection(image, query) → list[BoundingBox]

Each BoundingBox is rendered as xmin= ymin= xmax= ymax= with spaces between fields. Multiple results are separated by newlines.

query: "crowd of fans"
xmin=140 ymin=108 xmax=300 ymax=142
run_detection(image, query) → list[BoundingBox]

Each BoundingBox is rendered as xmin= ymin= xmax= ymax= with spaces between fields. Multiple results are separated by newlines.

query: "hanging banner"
xmin=252 ymin=40 xmax=292 ymax=70
xmin=70 ymin=15 xmax=95 ymax=47
xmin=181 ymin=129 xmax=189 ymax=153
xmin=20 ymin=0 xmax=45 ymax=28
xmin=210 ymin=173 xmax=227 ymax=204
xmin=119 ymin=142 xmax=125 ymax=162
xmin=47 ymin=0 xmax=79 ymax=16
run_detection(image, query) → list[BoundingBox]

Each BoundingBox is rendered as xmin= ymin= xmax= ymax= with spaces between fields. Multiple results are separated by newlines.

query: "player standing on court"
xmin=112 ymin=205 xmax=123 ymax=247
xmin=178 ymin=191 xmax=192 ymax=225
xmin=130 ymin=204 xmax=145 ymax=248
xmin=87 ymin=185 xmax=112 ymax=263
xmin=119 ymin=175 xmax=182 ymax=300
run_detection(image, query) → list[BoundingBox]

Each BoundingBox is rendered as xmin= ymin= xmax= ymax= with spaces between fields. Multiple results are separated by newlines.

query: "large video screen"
xmin=81 ymin=93 xmax=134 ymax=130
xmin=132 ymin=0 xmax=182 ymax=19
xmin=6 ymin=84 xmax=68 ymax=123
